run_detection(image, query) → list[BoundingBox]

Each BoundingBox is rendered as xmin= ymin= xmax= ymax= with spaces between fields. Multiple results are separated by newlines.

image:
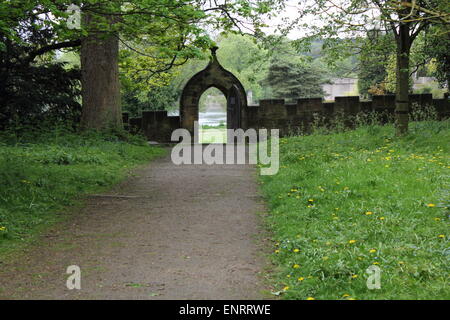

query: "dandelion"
xmin=379 ymin=217 xmax=385 ymax=220
xmin=369 ymin=249 xmax=377 ymax=253
xmin=293 ymin=249 xmax=300 ymax=253
xmin=438 ymin=235 xmax=445 ymax=239
xmin=308 ymin=199 xmax=314 ymax=202
xmin=306 ymin=297 xmax=315 ymax=300
xmin=274 ymin=249 xmax=280 ymax=254
xmin=293 ymin=264 xmax=300 ymax=269
xmin=365 ymin=211 xmax=374 ymax=215
xmin=342 ymin=293 xmax=350 ymax=297
xmin=283 ymin=286 xmax=289 ymax=291
xmin=373 ymin=262 xmax=379 ymax=265
xmin=0 ymin=226 xmax=6 ymax=231
xmin=348 ymin=240 xmax=357 ymax=244
xmin=351 ymin=275 xmax=358 ymax=279
xmin=298 ymin=277 xmax=304 ymax=281
xmin=426 ymin=203 xmax=436 ymax=207
xmin=434 ymin=218 xmax=441 ymax=221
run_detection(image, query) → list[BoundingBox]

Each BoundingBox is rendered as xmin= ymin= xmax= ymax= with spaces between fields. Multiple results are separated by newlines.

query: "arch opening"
xmin=198 ymin=87 xmax=227 ymax=143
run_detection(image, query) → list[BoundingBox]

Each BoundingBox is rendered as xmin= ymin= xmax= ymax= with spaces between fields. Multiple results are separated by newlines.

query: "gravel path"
xmin=0 ymin=147 xmax=269 ymax=299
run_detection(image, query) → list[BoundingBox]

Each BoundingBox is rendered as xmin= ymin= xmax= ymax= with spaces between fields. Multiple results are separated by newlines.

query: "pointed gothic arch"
xmin=180 ymin=47 xmax=247 ymax=136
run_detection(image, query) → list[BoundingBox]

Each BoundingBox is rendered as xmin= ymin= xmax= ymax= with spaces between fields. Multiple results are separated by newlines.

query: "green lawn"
xmin=259 ymin=120 xmax=450 ymax=300
xmin=0 ymin=129 xmax=166 ymax=254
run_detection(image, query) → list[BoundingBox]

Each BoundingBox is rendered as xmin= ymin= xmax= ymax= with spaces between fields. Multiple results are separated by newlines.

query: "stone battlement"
xmin=123 ymin=93 xmax=450 ymax=142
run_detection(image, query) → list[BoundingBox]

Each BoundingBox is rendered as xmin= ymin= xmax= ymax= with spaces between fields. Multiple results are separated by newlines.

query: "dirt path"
xmin=0 ymin=147 xmax=269 ymax=299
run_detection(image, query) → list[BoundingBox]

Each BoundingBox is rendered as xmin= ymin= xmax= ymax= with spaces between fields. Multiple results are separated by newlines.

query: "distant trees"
xmin=357 ymin=34 xmax=395 ymax=97
xmin=287 ymin=0 xmax=450 ymax=134
xmin=264 ymin=57 xmax=329 ymax=100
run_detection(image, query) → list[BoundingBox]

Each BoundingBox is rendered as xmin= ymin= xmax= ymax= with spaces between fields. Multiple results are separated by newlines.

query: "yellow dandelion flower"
xmin=438 ymin=234 xmax=445 ymax=239
xmin=379 ymin=217 xmax=385 ymax=220
xmin=283 ymin=286 xmax=289 ymax=291
xmin=348 ymin=240 xmax=357 ymax=244
xmin=297 ymin=277 xmax=305 ymax=281
xmin=308 ymin=199 xmax=314 ymax=202
xmin=427 ymin=203 xmax=436 ymax=207
xmin=351 ymin=275 xmax=358 ymax=279
xmin=306 ymin=297 xmax=315 ymax=300
xmin=274 ymin=249 xmax=280 ymax=254
xmin=365 ymin=211 xmax=373 ymax=215
xmin=373 ymin=262 xmax=379 ymax=265
xmin=293 ymin=249 xmax=300 ymax=253
xmin=434 ymin=218 xmax=441 ymax=221
xmin=293 ymin=264 xmax=300 ymax=269
xmin=369 ymin=249 xmax=377 ymax=253
xmin=342 ymin=293 xmax=350 ymax=297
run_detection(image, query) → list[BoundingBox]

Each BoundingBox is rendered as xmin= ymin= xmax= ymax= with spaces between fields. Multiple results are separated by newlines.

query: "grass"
xmin=199 ymin=126 xmax=227 ymax=144
xmin=259 ymin=120 xmax=450 ymax=300
xmin=0 ymin=128 xmax=166 ymax=254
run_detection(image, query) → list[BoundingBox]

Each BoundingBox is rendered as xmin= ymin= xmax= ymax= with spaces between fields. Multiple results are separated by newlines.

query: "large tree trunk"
xmin=80 ymin=13 xmax=122 ymax=131
xmin=395 ymin=11 xmax=412 ymax=135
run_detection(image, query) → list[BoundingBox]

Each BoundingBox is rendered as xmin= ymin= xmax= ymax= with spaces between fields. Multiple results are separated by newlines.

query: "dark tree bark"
xmin=395 ymin=18 xmax=411 ymax=135
xmin=80 ymin=13 xmax=122 ymax=131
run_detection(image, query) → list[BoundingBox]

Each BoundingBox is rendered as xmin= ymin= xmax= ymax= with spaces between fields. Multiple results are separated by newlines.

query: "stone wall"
xmin=123 ymin=93 xmax=450 ymax=142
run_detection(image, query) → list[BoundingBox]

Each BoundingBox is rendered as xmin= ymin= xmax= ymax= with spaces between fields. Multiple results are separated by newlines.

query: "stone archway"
xmin=180 ymin=47 xmax=247 ymax=136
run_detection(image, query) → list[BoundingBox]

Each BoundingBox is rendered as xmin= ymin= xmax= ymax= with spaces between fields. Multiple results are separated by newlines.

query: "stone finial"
xmin=210 ymin=46 xmax=219 ymax=56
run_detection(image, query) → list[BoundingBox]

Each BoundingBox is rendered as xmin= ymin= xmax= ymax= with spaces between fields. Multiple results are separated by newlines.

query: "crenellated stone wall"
xmin=123 ymin=93 xmax=450 ymax=142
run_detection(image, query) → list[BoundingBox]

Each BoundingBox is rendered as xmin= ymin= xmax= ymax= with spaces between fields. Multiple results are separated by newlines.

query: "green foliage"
xmin=423 ymin=26 xmax=450 ymax=89
xmin=263 ymin=45 xmax=330 ymax=100
xmin=0 ymin=5 xmax=81 ymax=130
xmin=216 ymin=33 xmax=269 ymax=102
xmin=259 ymin=120 xmax=450 ymax=299
xmin=0 ymin=128 xmax=166 ymax=252
xmin=357 ymin=34 xmax=395 ymax=97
